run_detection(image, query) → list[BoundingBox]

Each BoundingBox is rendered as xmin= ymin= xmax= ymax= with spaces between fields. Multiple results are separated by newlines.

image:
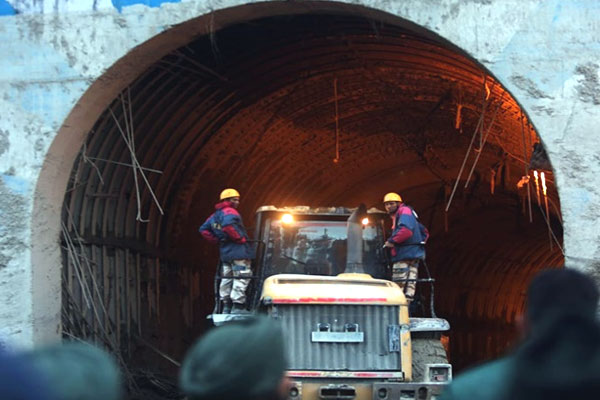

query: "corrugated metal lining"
xmin=427 ymin=204 xmax=564 ymax=370
xmin=276 ymin=304 xmax=400 ymax=370
xmin=60 ymin=11 xmax=562 ymax=371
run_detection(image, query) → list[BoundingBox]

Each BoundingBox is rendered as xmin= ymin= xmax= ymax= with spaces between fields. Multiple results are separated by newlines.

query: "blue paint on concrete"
xmin=0 ymin=0 xmax=16 ymax=16
xmin=3 ymin=26 xmax=80 ymax=82
xmin=552 ymin=3 xmax=561 ymax=23
xmin=111 ymin=0 xmax=180 ymax=13
xmin=493 ymin=0 xmax=600 ymax=97
xmin=574 ymin=188 xmax=590 ymax=205
xmin=1 ymin=175 xmax=29 ymax=195
xmin=7 ymin=78 xmax=89 ymax=129
xmin=1 ymin=25 xmax=88 ymax=127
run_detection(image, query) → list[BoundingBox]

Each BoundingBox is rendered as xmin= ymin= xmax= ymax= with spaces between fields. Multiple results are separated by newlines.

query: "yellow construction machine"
xmin=211 ymin=204 xmax=451 ymax=400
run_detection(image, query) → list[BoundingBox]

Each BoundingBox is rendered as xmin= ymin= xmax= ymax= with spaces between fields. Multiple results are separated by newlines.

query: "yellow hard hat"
xmin=220 ymin=188 xmax=240 ymax=200
xmin=383 ymin=192 xmax=402 ymax=203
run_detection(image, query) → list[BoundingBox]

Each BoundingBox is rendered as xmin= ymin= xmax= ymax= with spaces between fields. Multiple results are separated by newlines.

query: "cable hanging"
xmin=333 ymin=77 xmax=340 ymax=164
xmin=445 ymin=75 xmax=490 ymax=212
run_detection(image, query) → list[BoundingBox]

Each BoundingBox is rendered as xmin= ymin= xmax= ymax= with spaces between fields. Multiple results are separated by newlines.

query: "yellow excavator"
xmin=211 ymin=204 xmax=451 ymax=400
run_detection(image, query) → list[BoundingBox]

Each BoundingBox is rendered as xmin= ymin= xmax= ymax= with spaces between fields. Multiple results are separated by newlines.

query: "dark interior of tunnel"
xmin=60 ymin=10 xmax=564 ymax=382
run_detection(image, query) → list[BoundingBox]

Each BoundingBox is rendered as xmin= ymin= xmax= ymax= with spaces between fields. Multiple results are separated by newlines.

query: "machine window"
xmin=262 ymin=219 xmax=387 ymax=278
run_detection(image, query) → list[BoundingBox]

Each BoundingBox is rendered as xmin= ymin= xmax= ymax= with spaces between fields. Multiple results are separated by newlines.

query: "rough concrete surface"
xmin=0 ymin=0 xmax=599 ymax=346
xmin=0 ymin=172 xmax=32 ymax=345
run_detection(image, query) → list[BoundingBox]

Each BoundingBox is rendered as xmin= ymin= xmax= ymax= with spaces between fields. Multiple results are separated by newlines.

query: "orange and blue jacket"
xmin=387 ymin=204 xmax=429 ymax=262
xmin=199 ymin=201 xmax=253 ymax=262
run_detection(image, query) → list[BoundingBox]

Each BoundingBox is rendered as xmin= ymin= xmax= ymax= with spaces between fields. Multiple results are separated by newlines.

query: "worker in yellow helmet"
xmin=382 ymin=192 xmax=429 ymax=304
xmin=199 ymin=188 xmax=254 ymax=314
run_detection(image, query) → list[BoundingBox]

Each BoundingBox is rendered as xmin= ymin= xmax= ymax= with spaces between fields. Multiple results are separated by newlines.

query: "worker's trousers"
xmin=220 ymin=259 xmax=252 ymax=304
xmin=392 ymin=260 xmax=420 ymax=302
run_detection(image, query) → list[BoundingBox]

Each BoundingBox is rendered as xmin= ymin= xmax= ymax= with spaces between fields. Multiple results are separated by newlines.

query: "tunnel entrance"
xmin=59 ymin=8 xmax=563 ymax=384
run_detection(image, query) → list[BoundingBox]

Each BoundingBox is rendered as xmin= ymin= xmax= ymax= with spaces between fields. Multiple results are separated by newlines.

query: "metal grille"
xmin=276 ymin=304 xmax=401 ymax=370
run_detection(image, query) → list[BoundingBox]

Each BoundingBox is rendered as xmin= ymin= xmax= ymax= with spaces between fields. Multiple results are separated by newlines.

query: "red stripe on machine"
xmin=287 ymin=371 xmax=403 ymax=378
xmin=287 ymin=371 xmax=323 ymax=377
xmin=273 ymin=297 xmax=387 ymax=304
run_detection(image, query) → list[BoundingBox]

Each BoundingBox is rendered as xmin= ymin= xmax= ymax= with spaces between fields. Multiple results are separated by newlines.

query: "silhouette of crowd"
xmin=0 ymin=316 xmax=288 ymax=400
xmin=2 ymin=267 xmax=600 ymax=400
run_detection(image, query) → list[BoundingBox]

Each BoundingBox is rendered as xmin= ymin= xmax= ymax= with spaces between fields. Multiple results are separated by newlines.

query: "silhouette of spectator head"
xmin=525 ymin=268 xmax=599 ymax=333
xmin=180 ymin=316 xmax=289 ymax=400
xmin=23 ymin=341 xmax=123 ymax=400
xmin=0 ymin=349 xmax=56 ymax=400
xmin=511 ymin=268 xmax=600 ymax=400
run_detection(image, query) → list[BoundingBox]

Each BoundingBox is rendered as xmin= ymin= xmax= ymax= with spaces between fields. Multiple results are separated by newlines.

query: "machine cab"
xmin=247 ymin=206 xmax=391 ymax=308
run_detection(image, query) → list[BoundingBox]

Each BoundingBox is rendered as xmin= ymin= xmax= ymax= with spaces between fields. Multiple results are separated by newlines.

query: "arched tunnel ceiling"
xmin=75 ymin=13 xmax=541 ymax=237
xmin=62 ymin=12 xmax=563 ymax=371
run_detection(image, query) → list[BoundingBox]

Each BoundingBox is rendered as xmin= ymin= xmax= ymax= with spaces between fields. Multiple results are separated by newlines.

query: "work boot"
xmin=221 ymin=299 xmax=232 ymax=314
xmin=231 ymin=303 xmax=249 ymax=314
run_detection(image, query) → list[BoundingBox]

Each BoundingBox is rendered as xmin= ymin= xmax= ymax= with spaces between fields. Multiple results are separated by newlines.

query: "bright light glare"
xmin=541 ymin=172 xmax=547 ymax=195
xmin=281 ymin=213 xmax=294 ymax=224
xmin=361 ymin=217 xmax=369 ymax=225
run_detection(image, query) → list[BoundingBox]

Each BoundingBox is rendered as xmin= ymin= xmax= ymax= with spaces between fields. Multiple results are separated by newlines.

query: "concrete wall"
xmin=0 ymin=0 xmax=599 ymax=347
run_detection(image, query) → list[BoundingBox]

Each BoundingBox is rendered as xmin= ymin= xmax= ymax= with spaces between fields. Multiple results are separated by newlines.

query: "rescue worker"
xmin=179 ymin=316 xmax=290 ymax=400
xmin=199 ymin=188 xmax=253 ymax=314
xmin=382 ymin=192 xmax=428 ymax=303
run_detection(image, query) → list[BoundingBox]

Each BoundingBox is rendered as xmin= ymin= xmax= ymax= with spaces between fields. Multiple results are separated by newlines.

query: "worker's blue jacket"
xmin=199 ymin=201 xmax=254 ymax=262
xmin=387 ymin=204 xmax=429 ymax=262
